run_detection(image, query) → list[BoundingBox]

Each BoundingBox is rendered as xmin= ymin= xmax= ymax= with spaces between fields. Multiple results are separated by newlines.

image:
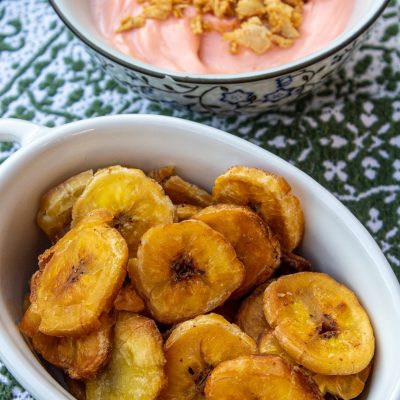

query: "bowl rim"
xmin=48 ymin=0 xmax=390 ymax=83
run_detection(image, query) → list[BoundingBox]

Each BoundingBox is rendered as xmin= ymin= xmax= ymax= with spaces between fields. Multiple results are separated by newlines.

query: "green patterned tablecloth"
xmin=0 ymin=0 xmax=399 ymax=398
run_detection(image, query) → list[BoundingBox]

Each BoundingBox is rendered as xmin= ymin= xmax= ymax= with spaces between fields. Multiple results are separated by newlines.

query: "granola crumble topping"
xmin=117 ymin=0 xmax=305 ymax=55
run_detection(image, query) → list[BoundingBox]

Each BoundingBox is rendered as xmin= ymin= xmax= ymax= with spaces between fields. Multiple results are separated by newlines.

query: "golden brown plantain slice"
xmin=148 ymin=165 xmax=176 ymax=183
xmin=72 ymin=166 xmax=174 ymax=255
xmin=114 ymin=282 xmax=145 ymax=313
xmin=175 ymin=204 xmax=202 ymax=221
xmin=37 ymin=170 xmax=94 ymax=241
xmin=65 ymin=376 xmax=86 ymax=400
xmin=29 ymin=313 xmax=114 ymax=380
xmin=264 ymin=272 xmax=375 ymax=375
xmin=35 ymin=210 xmax=128 ymax=336
xmin=193 ymin=205 xmax=280 ymax=297
xmin=235 ymin=282 xmax=271 ymax=341
xmin=86 ymin=312 xmax=166 ymax=400
xmin=163 ymin=175 xmax=213 ymax=207
xmin=204 ymin=355 xmax=323 ymax=399
xmin=131 ymin=220 xmax=245 ymax=324
xmin=161 ymin=313 xmax=257 ymax=400
xmin=212 ymin=166 xmax=304 ymax=251
xmin=20 ymin=293 xmax=114 ymax=380
xmin=313 ymin=365 xmax=371 ymax=400
xmin=258 ymin=330 xmax=371 ymax=400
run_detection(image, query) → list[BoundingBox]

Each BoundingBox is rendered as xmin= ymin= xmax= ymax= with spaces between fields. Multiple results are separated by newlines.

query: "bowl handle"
xmin=0 ymin=118 xmax=50 ymax=148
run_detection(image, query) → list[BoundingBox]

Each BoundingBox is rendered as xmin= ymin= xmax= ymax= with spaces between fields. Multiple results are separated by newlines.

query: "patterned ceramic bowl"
xmin=50 ymin=0 xmax=389 ymax=113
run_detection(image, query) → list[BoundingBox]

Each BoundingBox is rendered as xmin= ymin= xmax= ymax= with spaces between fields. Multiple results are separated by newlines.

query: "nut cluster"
xmin=117 ymin=0 xmax=305 ymax=54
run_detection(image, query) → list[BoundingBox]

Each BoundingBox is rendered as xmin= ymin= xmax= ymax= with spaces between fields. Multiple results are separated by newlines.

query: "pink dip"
xmin=91 ymin=0 xmax=354 ymax=74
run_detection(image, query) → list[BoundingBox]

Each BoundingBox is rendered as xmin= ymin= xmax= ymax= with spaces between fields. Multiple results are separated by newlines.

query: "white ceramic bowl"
xmin=0 ymin=115 xmax=399 ymax=399
xmin=49 ymin=0 xmax=389 ymax=113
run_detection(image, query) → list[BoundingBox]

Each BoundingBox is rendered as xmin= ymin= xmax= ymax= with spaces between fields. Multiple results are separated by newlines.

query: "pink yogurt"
xmin=91 ymin=0 xmax=354 ymax=74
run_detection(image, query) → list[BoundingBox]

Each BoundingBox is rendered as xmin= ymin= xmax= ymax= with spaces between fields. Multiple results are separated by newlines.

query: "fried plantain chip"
xmin=131 ymin=220 xmax=245 ymax=324
xmin=72 ymin=166 xmax=174 ymax=256
xmin=35 ymin=210 xmax=128 ymax=336
xmin=236 ymin=282 xmax=271 ymax=341
xmin=314 ymin=365 xmax=371 ymax=400
xmin=194 ymin=205 xmax=280 ymax=297
xmin=258 ymin=329 xmax=372 ymax=400
xmin=86 ymin=312 xmax=166 ymax=400
xmin=204 ymin=355 xmax=323 ymax=399
xmin=264 ymin=272 xmax=375 ymax=375
xmin=20 ymin=296 xmax=114 ymax=381
xmin=30 ymin=313 xmax=114 ymax=380
xmin=163 ymin=175 xmax=212 ymax=207
xmin=148 ymin=165 xmax=176 ymax=183
xmin=161 ymin=313 xmax=256 ymax=399
xmin=37 ymin=170 xmax=94 ymax=241
xmin=175 ymin=204 xmax=203 ymax=221
xmin=212 ymin=166 xmax=304 ymax=251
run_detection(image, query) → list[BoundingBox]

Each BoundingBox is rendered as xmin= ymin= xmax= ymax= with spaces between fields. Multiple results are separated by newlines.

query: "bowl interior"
xmin=50 ymin=0 xmax=386 ymax=81
xmin=0 ymin=115 xmax=399 ymax=399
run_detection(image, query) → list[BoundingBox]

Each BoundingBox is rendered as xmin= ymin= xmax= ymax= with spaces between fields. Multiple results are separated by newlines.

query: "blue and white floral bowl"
xmin=49 ymin=0 xmax=389 ymax=113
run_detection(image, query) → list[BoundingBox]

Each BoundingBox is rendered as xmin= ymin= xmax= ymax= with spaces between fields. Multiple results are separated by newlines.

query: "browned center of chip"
xmin=193 ymin=364 xmax=213 ymax=394
xmin=171 ymin=254 xmax=204 ymax=283
xmin=66 ymin=259 xmax=89 ymax=286
xmin=247 ymin=201 xmax=262 ymax=214
xmin=112 ymin=213 xmax=133 ymax=231
xmin=317 ymin=314 xmax=339 ymax=339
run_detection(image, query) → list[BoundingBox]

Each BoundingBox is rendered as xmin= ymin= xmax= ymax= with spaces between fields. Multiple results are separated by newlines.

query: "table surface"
xmin=0 ymin=0 xmax=399 ymax=398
